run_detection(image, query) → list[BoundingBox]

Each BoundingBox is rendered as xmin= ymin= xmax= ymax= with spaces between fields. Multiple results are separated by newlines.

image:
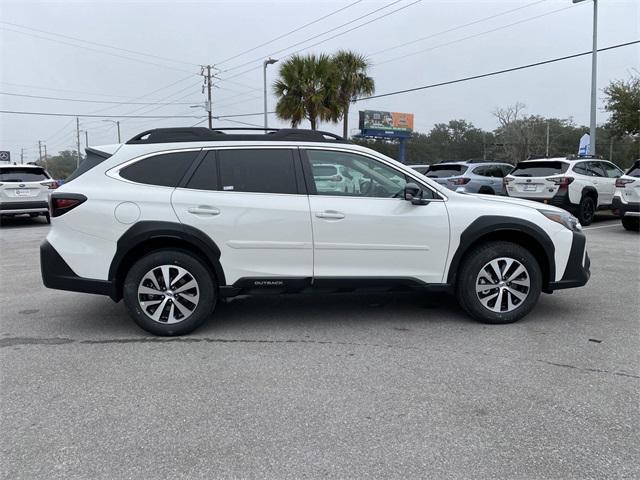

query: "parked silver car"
xmin=423 ymin=160 xmax=513 ymax=195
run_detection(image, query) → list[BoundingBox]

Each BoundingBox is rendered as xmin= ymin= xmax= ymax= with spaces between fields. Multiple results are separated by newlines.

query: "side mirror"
xmin=404 ymin=183 xmax=430 ymax=205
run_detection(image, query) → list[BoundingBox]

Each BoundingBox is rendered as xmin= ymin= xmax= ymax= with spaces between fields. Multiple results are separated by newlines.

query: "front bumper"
xmin=612 ymin=196 xmax=640 ymax=217
xmin=40 ymin=240 xmax=115 ymax=298
xmin=547 ymin=231 xmax=590 ymax=291
xmin=0 ymin=200 xmax=48 ymax=215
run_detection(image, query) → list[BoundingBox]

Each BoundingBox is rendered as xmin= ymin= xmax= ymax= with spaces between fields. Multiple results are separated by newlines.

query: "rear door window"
xmin=472 ymin=166 xmax=490 ymax=177
xmin=120 ymin=151 xmax=199 ymax=187
xmin=0 ymin=167 xmax=49 ymax=182
xmin=587 ymin=161 xmax=606 ymax=178
xmin=627 ymin=163 xmax=640 ymax=177
xmin=218 ymin=149 xmax=298 ymax=194
xmin=511 ymin=161 xmax=569 ymax=177
xmin=426 ymin=164 xmax=467 ymax=178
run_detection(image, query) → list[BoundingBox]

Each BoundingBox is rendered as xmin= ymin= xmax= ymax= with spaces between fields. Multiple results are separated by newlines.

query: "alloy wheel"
xmin=137 ymin=265 xmax=200 ymax=324
xmin=475 ymin=257 xmax=530 ymax=313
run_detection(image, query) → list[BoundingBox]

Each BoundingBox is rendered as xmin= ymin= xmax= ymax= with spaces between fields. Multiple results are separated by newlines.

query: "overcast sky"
xmin=0 ymin=0 xmax=638 ymax=162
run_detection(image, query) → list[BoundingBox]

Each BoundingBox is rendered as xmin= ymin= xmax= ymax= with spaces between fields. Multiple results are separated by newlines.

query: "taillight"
xmin=615 ymin=178 xmax=634 ymax=188
xmin=41 ymin=181 xmax=58 ymax=189
xmin=49 ymin=194 xmax=87 ymax=217
xmin=449 ymin=177 xmax=470 ymax=185
xmin=546 ymin=177 xmax=574 ymax=189
xmin=503 ymin=177 xmax=513 ymax=185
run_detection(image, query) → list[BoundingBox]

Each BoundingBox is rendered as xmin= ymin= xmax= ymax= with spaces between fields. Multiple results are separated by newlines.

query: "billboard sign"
xmin=359 ymin=110 xmax=414 ymax=139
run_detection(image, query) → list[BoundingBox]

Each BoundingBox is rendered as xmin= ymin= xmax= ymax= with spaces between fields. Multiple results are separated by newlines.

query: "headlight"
xmin=539 ymin=209 xmax=582 ymax=231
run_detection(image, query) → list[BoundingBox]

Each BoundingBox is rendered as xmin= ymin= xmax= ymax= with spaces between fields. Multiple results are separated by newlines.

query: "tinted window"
xmin=600 ymin=161 xmax=623 ymax=178
xmin=218 ymin=149 xmax=297 ymax=194
xmin=511 ymin=161 xmax=569 ymax=177
xmin=627 ymin=162 xmax=640 ymax=177
xmin=587 ymin=161 xmax=605 ymax=177
xmin=499 ymin=165 xmax=513 ymax=176
xmin=426 ymin=164 xmax=467 ymax=178
xmin=66 ymin=151 xmax=110 ymax=182
xmin=120 ymin=151 xmax=197 ymax=187
xmin=0 ymin=167 xmax=49 ymax=182
xmin=472 ymin=166 xmax=490 ymax=177
xmin=306 ymin=150 xmax=429 ymax=199
xmin=573 ymin=162 xmax=589 ymax=175
xmin=313 ymin=165 xmax=339 ymax=177
xmin=185 ymin=152 xmax=217 ymax=191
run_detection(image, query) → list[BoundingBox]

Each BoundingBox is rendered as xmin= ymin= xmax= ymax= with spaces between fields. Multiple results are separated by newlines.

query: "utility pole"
xmin=545 ymin=122 xmax=550 ymax=158
xmin=38 ymin=140 xmax=43 ymax=164
xmin=85 ymin=130 xmax=89 ymax=148
xmin=20 ymin=148 xmax=24 ymax=164
xmin=116 ymin=120 xmax=121 ymax=143
xmin=201 ymin=65 xmax=213 ymax=129
xmin=609 ymin=136 xmax=613 ymax=162
xmin=44 ymin=143 xmax=48 ymax=169
xmin=76 ymin=117 xmax=81 ymax=167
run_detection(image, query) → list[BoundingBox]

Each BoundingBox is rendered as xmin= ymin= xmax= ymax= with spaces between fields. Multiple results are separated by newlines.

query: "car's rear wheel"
xmin=622 ymin=216 xmax=639 ymax=231
xmin=123 ymin=249 xmax=216 ymax=336
xmin=456 ymin=241 xmax=542 ymax=324
xmin=577 ymin=195 xmax=595 ymax=226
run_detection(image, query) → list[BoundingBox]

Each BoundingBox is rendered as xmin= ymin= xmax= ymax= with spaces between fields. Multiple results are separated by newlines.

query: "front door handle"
xmin=188 ymin=206 xmax=220 ymax=216
xmin=316 ymin=210 xmax=345 ymax=220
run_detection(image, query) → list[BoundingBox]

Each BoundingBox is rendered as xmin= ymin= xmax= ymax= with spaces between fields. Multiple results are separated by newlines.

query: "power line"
xmin=0 ymin=26 xmax=197 ymax=75
xmin=358 ymin=40 xmax=640 ymax=101
xmin=368 ymin=0 xmax=549 ymax=57
xmin=0 ymin=91 xmax=206 ymax=105
xmin=0 ymin=110 xmax=206 ymax=119
xmin=0 ymin=21 xmax=197 ymax=67
xmin=0 ymin=81 xmax=176 ymax=101
xmin=220 ymin=0 xmax=408 ymax=74
xmin=374 ymin=3 xmax=584 ymax=66
xmin=217 ymin=0 xmax=364 ymax=65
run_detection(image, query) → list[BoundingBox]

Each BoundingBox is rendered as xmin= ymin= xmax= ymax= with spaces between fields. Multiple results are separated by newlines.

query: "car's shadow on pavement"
xmin=0 ymin=216 xmax=49 ymax=229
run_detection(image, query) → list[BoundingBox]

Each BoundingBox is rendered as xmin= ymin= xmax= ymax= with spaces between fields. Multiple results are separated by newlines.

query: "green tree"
xmin=273 ymin=54 xmax=338 ymax=130
xmin=603 ymin=75 xmax=640 ymax=137
xmin=332 ymin=51 xmax=375 ymax=138
xmin=37 ymin=150 xmax=79 ymax=179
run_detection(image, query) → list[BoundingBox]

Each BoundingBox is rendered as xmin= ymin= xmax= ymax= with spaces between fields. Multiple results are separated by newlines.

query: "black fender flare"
xmin=446 ymin=216 xmax=556 ymax=287
xmin=581 ymin=186 xmax=598 ymax=201
xmin=108 ymin=221 xmax=226 ymax=297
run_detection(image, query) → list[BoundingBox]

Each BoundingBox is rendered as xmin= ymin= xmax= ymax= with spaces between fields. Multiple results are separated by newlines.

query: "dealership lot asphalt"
xmin=1 ymin=215 xmax=638 ymax=479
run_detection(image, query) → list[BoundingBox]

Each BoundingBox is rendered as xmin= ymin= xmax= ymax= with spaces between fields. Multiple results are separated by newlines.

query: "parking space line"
xmin=583 ymin=223 xmax=620 ymax=230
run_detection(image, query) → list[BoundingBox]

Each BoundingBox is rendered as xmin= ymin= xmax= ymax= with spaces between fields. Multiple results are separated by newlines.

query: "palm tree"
xmin=273 ymin=54 xmax=338 ymax=130
xmin=333 ymin=51 xmax=375 ymax=139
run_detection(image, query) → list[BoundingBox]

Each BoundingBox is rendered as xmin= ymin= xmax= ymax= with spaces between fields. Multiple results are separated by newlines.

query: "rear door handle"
xmin=188 ymin=206 xmax=220 ymax=216
xmin=316 ymin=210 xmax=345 ymax=220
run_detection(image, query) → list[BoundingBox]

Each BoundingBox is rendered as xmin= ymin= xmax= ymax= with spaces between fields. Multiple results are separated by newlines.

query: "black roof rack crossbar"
xmin=126 ymin=127 xmax=348 ymax=144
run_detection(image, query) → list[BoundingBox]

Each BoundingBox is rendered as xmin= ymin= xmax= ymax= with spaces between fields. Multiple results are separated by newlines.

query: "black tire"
xmin=577 ymin=195 xmax=596 ymax=226
xmin=456 ymin=241 xmax=542 ymax=324
xmin=30 ymin=213 xmax=39 ymax=218
xmin=123 ymin=249 xmax=216 ymax=336
xmin=622 ymin=216 xmax=640 ymax=232
xmin=478 ymin=187 xmax=495 ymax=195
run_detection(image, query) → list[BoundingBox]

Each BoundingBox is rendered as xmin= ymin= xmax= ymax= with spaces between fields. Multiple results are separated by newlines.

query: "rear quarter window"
xmin=66 ymin=150 xmax=110 ymax=183
xmin=120 ymin=151 xmax=199 ymax=187
xmin=627 ymin=163 xmax=640 ymax=177
xmin=511 ymin=161 xmax=569 ymax=177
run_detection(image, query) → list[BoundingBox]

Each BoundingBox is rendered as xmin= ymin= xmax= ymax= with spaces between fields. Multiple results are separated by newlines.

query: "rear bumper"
xmin=612 ymin=196 xmax=640 ymax=217
xmin=547 ymin=231 xmax=590 ymax=291
xmin=40 ymin=240 xmax=115 ymax=298
xmin=507 ymin=189 xmax=576 ymax=212
xmin=0 ymin=200 xmax=48 ymax=214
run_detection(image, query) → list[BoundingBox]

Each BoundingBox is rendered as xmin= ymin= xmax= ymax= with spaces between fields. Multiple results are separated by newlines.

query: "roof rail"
xmin=126 ymin=127 xmax=349 ymax=145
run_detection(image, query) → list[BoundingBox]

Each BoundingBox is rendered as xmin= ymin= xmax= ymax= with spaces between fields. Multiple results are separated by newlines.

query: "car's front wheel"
xmin=456 ymin=241 xmax=542 ymax=324
xmin=123 ymin=249 xmax=217 ymax=336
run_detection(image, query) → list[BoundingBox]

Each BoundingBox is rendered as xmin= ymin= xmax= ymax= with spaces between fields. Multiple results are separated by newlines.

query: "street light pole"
xmin=263 ymin=58 xmax=278 ymax=130
xmin=102 ymin=120 xmax=121 ymax=143
xmin=573 ymin=0 xmax=598 ymax=155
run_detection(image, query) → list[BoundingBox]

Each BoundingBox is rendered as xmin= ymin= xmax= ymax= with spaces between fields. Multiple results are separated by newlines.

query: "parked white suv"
xmin=504 ymin=157 xmax=624 ymax=225
xmin=612 ymin=159 xmax=640 ymax=231
xmin=0 ymin=164 xmax=57 ymax=224
xmin=41 ymin=128 xmax=590 ymax=336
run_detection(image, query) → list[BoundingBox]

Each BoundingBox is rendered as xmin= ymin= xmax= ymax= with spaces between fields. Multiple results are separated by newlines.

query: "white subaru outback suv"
xmin=612 ymin=159 xmax=640 ymax=231
xmin=41 ymin=128 xmax=590 ymax=336
xmin=0 ymin=164 xmax=57 ymax=223
xmin=504 ymin=157 xmax=624 ymax=225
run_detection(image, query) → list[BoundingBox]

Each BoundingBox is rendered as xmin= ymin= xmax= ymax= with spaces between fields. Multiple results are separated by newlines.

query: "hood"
xmin=471 ymin=193 xmax=567 ymax=213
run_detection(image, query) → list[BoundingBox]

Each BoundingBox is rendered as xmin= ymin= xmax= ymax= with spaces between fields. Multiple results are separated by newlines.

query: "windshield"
xmin=313 ymin=165 xmax=338 ymax=177
xmin=426 ymin=164 xmax=467 ymax=178
xmin=511 ymin=161 xmax=569 ymax=177
xmin=0 ymin=167 xmax=49 ymax=182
